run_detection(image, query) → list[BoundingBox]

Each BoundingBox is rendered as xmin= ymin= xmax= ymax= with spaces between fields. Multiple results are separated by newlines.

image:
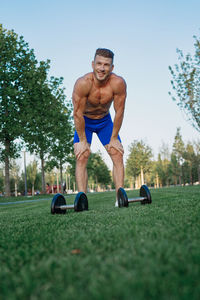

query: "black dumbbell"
xmin=117 ymin=185 xmax=152 ymax=207
xmin=51 ymin=192 xmax=88 ymax=214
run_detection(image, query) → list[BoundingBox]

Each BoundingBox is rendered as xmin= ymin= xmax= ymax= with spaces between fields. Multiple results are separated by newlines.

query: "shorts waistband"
xmin=84 ymin=113 xmax=111 ymax=123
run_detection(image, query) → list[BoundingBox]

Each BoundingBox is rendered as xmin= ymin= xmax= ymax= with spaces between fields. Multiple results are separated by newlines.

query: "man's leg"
xmin=74 ymin=143 xmax=90 ymax=194
xmin=105 ymin=145 xmax=124 ymax=205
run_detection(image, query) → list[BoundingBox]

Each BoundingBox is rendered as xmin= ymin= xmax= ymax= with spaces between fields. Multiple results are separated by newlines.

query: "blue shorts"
xmin=73 ymin=113 xmax=121 ymax=146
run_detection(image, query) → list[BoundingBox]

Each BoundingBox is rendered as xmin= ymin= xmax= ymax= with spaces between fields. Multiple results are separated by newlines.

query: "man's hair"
xmin=94 ymin=48 xmax=114 ymax=63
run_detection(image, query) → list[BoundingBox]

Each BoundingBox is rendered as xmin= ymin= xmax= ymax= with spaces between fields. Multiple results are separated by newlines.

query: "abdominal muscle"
xmin=84 ymin=100 xmax=112 ymax=119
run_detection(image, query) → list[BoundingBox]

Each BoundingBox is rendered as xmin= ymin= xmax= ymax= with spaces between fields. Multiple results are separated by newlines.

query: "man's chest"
xmin=87 ymin=86 xmax=114 ymax=105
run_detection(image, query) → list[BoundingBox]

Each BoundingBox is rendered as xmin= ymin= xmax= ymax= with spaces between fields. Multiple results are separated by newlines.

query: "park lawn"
xmin=0 ymin=185 xmax=199 ymax=300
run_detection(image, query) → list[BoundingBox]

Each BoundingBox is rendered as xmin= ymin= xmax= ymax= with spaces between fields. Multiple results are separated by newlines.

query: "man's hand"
xmin=107 ymin=139 xmax=124 ymax=155
xmin=74 ymin=141 xmax=90 ymax=160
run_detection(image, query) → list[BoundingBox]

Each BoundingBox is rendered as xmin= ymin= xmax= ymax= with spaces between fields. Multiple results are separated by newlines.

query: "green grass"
xmin=0 ymin=185 xmax=200 ymax=300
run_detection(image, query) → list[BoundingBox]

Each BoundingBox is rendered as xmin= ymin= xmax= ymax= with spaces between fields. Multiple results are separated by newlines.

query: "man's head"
xmin=94 ymin=48 xmax=114 ymax=64
xmin=92 ymin=48 xmax=114 ymax=82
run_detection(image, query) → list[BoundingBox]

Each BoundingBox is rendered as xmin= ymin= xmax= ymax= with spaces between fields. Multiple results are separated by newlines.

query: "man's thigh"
xmin=97 ymin=117 xmax=121 ymax=146
xmin=73 ymin=128 xmax=93 ymax=145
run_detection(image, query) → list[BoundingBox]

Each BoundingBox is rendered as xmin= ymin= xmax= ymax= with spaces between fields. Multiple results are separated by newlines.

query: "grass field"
xmin=0 ymin=185 xmax=200 ymax=300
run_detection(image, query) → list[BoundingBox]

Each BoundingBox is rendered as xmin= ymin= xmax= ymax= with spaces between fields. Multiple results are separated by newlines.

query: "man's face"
xmin=92 ymin=55 xmax=114 ymax=82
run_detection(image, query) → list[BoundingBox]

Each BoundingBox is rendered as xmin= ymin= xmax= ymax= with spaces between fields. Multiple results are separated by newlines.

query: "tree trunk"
xmin=130 ymin=177 xmax=134 ymax=189
xmin=189 ymin=168 xmax=193 ymax=185
xmin=66 ymin=174 xmax=68 ymax=191
xmin=32 ymin=183 xmax=35 ymax=196
xmin=41 ymin=157 xmax=46 ymax=194
xmin=4 ymin=138 xmax=10 ymax=196
xmin=24 ymin=151 xmax=28 ymax=196
xmin=15 ymin=182 xmax=17 ymax=197
xmin=60 ymin=163 xmax=63 ymax=194
xmin=73 ymin=182 xmax=76 ymax=192
xmin=57 ymin=171 xmax=59 ymax=193
xmin=140 ymin=167 xmax=144 ymax=185
xmin=69 ymin=174 xmax=71 ymax=191
xmin=156 ymin=173 xmax=159 ymax=188
xmin=135 ymin=176 xmax=140 ymax=189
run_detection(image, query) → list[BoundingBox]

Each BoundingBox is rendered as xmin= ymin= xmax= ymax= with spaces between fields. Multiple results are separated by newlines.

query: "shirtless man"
xmin=72 ymin=48 xmax=127 ymax=206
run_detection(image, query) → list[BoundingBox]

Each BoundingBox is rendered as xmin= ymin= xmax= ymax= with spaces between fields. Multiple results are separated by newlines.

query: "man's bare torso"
xmin=81 ymin=72 xmax=122 ymax=119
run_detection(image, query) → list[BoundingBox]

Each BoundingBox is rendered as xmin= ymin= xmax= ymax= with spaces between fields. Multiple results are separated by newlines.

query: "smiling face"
xmin=92 ymin=55 xmax=114 ymax=83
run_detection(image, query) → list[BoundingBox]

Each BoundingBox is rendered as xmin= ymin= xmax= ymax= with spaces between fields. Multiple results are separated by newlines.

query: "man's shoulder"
xmin=75 ymin=73 xmax=93 ymax=86
xmin=73 ymin=73 xmax=93 ymax=95
xmin=110 ymin=73 xmax=126 ymax=91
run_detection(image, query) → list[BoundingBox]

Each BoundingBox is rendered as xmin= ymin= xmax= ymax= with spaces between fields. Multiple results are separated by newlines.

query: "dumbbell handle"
xmin=128 ymin=197 xmax=146 ymax=203
xmin=55 ymin=204 xmax=74 ymax=210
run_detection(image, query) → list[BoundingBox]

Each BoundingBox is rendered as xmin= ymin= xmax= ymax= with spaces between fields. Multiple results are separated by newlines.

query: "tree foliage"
xmin=0 ymin=24 xmax=74 ymax=195
xmin=22 ymin=69 xmax=73 ymax=193
xmin=155 ymin=153 xmax=171 ymax=187
xmin=67 ymin=151 xmax=112 ymax=190
xmin=126 ymin=140 xmax=153 ymax=179
xmin=26 ymin=160 xmax=38 ymax=195
xmin=0 ymin=167 xmax=4 ymax=193
xmin=87 ymin=152 xmax=111 ymax=187
xmin=169 ymin=34 xmax=200 ymax=132
xmin=46 ymin=92 xmax=74 ymax=194
xmin=0 ymin=24 xmax=38 ymax=195
xmin=10 ymin=160 xmax=21 ymax=196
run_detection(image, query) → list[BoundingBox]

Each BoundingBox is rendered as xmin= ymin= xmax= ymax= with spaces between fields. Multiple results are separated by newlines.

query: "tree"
xmin=26 ymin=160 xmax=38 ymax=195
xmin=126 ymin=140 xmax=153 ymax=188
xmin=0 ymin=24 xmax=37 ymax=195
xmin=155 ymin=154 xmax=170 ymax=187
xmin=87 ymin=152 xmax=111 ymax=190
xmin=172 ymin=128 xmax=185 ymax=184
xmin=184 ymin=142 xmax=197 ymax=184
xmin=45 ymin=80 xmax=74 ymax=194
xmin=46 ymin=170 xmax=56 ymax=194
xmin=193 ymin=140 xmax=200 ymax=183
xmin=19 ymin=169 xmax=41 ymax=195
xmin=66 ymin=155 xmax=76 ymax=191
xmin=0 ymin=166 xmax=4 ymax=194
xmin=10 ymin=160 xmax=20 ymax=196
xmin=170 ymin=153 xmax=180 ymax=185
xmin=21 ymin=60 xmax=53 ymax=194
xmin=154 ymin=143 xmax=171 ymax=187
xmin=147 ymin=160 xmax=159 ymax=188
xmin=169 ymin=33 xmax=200 ymax=132
xmin=67 ymin=151 xmax=111 ymax=191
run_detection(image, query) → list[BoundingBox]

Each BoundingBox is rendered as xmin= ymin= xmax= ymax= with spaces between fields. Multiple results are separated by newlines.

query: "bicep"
xmin=113 ymin=82 xmax=127 ymax=113
xmin=73 ymin=92 xmax=86 ymax=115
xmin=72 ymin=81 xmax=87 ymax=115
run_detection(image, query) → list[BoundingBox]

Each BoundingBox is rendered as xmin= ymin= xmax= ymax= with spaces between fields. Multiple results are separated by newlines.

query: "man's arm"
xmin=110 ymin=77 xmax=127 ymax=145
xmin=72 ymin=78 xmax=88 ymax=141
xmin=72 ymin=77 xmax=90 ymax=159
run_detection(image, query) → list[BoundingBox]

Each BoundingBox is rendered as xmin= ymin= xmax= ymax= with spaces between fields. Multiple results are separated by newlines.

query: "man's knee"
xmin=107 ymin=149 xmax=124 ymax=168
xmin=75 ymin=149 xmax=90 ymax=163
xmin=106 ymin=146 xmax=123 ymax=157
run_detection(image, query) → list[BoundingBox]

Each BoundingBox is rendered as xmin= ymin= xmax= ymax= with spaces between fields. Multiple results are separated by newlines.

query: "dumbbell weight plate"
xmin=140 ymin=185 xmax=152 ymax=205
xmin=74 ymin=192 xmax=89 ymax=212
xmin=117 ymin=188 xmax=129 ymax=207
xmin=51 ymin=193 xmax=66 ymax=214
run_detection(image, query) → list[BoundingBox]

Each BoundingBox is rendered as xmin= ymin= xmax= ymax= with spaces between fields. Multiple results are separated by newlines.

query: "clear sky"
xmin=1 ymin=0 xmax=200 ymax=169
